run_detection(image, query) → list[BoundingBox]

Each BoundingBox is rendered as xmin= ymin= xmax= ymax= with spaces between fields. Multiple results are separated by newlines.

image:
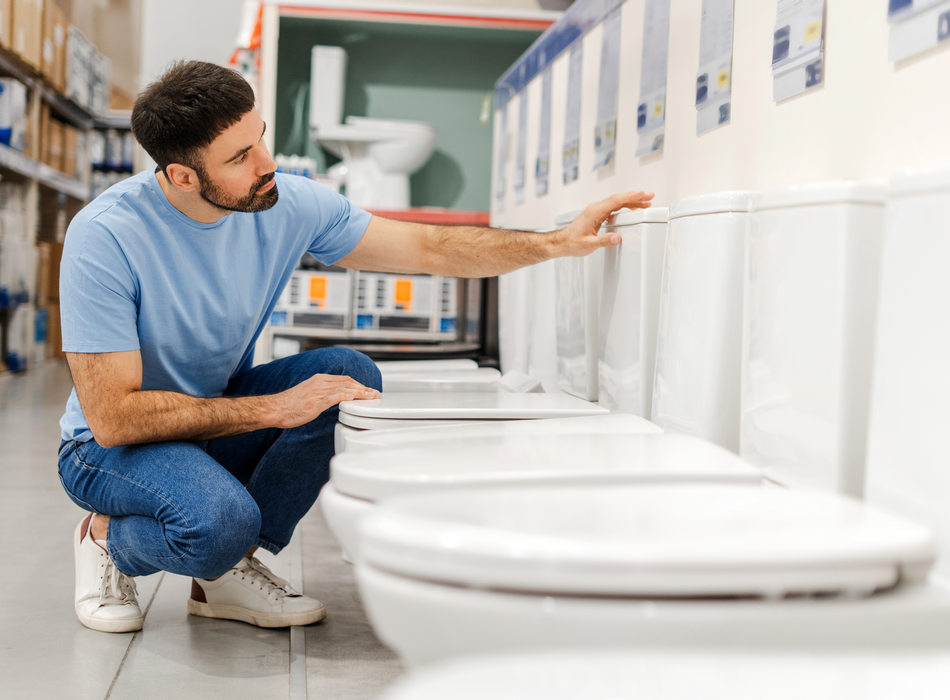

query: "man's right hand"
xmin=268 ymin=374 xmax=380 ymax=430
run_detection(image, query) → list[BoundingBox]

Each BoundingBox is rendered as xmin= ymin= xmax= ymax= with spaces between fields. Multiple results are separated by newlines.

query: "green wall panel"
xmin=276 ymin=18 xmax=540 ymax=211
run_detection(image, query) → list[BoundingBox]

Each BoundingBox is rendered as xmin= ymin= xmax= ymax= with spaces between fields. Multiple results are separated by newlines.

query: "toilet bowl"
xmin=309 ymin=45 xmax=436 ymax=209
xmin=353 ymin=173 xmax=950 ymax=665
xmin=743 ymin=182 xmax=887 ymax=496
xmin=325 ymin=433 xmax=759 ymax=566
xmin=553 ymin=211 xmax=602 ymax=401
xmin=598 ymin=208 xmax=668 ymax=418
xmin=652 ymin=192 xmax=755 ymax=452
xmin=380 ymin=648 xmax=950 ymax=700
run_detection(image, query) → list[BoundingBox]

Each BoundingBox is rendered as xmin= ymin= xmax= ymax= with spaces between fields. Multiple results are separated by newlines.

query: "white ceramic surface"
xmin=528 ymin=259 xmax=560 ymax=393
xmin=866 ymin=162 xmax=950 ymax=581
xmin=332 ymin=433 xmax=760 ymax=502
xmin=343 ymin=412 xmax=662 ymax=453
xmin=498 ymin=265 xmax=532 ymax=376
xmin=554 ymin=252 xmax=603 ymax=401
xmin=380 ymin=649 xmax=950 ymax=700
xmin=375 ymin=359 xmax=479 ymax=374
xmin=338 ymin=391 xmax=607 ymax=420
xmin=742 ymin=182 xmax=886 ymax=496
xmin=652 ymin=192 xmax=754 ymax=452
xmin=598 ymin=209 xmax=668 ymax=417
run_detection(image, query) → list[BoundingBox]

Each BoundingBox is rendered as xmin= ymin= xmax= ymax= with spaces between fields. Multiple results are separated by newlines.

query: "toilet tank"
xmin=598 ymin=208 xmax=668 ymax=418
xmin=529 ymin=258 xmax=560 ymax=394
xmin=743 ymin=182 xmax=886 ymax=497
xmin=652 ymin=192 xmax=754 ymax=452
xmin=554 ymin=210 xmax=601 ymax=401
xmin=865 ymin=163 xmax=950 ymax=577
xmin=310 ymin=45 xmax=347 ymax=129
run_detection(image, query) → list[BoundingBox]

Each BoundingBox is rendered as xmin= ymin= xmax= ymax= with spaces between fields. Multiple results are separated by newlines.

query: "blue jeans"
xmin=57 ymin=347 xmax=381 ymax=579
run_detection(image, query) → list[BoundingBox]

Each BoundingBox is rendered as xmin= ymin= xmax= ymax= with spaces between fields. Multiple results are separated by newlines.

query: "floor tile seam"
xmin=102 ymin=571 xmax=165 ymax=700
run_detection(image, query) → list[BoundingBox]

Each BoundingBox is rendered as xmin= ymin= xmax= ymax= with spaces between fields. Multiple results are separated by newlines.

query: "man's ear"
xmin=165 ymin=162 xmax=199 ymax=192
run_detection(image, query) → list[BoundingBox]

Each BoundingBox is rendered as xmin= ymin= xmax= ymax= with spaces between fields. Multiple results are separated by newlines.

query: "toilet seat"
xmin=355 ymin=483 xmax=945 ymax=666
xmin=375 ymin=359 xmax=479 ymax=374
xmin=342 ymin=412 xmax=661 ymax=453
xmin=323 ymin=434 xmax=759 ymax=566
xmin=339 ymin=391 xmax=606 ymax=422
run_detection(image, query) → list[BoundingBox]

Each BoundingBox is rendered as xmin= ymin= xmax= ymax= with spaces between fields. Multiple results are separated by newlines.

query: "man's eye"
xmin=235 ymin=154 xmax=246 ymax=164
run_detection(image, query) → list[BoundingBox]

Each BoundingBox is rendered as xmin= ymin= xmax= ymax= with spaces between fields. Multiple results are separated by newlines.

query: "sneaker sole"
xmin=73 ymin=520 xmax=144 ymax=634
xmin=187 ymin=598 xmax=327 ymax=628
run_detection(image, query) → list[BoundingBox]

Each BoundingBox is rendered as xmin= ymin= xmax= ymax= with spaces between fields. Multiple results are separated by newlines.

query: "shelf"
xmin=0 ymin=142 xmax=87 ymax=200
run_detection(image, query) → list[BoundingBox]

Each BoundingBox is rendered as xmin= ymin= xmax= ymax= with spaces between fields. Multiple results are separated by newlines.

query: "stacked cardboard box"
xmin=12 ymin=0 xmax=43 ymax=70
xmin=0 ymin=0 xmax=12 ymax=49
xmin=41 ymin=2 xmax=66 ymax=91
xmin=65 ymin=25 xmax=110 ymax=116
xmin=34 ymin=239 xmax=62 ymax=358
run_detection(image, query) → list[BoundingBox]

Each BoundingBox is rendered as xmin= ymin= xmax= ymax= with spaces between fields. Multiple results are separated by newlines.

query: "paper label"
xmin=593 ymin=9 xmax=622 ymax=171
xmin=513 ymin=91 xmax=528 ymax=196
xmin=562 ymin=44 xmax=583 ymax=185
xmin=535 ymin=68 xmax=553 ymax=198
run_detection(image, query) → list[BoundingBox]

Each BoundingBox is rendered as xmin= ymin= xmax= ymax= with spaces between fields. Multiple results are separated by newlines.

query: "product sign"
xmin=593 ymin=9 xmax=622 ymax=171
xmin=771 ymin=0 xmax=825 ymax=101
xmin=536 ymin=68 xmax=553 ymax=198
xmin=695 ymin=0 xmax=735 ymax=135
xmin=887 ymin=0 xmax=950 ymax=62
xmin=636 ymin=0 xmax=671 ymax=157
xmin=495 ymin=103 xmax=508 ymax=213
xmin=562 ymin=44 xmax=584 ymax=185
xmin=513 ymin=91 xmax=528 ymax=206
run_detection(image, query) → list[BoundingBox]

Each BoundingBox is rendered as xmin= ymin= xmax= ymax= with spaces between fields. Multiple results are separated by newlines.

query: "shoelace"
xmin=242 ymin=557 xmax=301 ymax=601
xmin=100 ymin=554 xmax=138 ymax=607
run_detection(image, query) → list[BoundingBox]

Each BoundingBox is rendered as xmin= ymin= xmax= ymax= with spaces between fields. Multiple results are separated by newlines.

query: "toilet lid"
xmin=344 ymin=412 xmax=662 ymax=452
xmin=375 ymin=359 xmax=479 ymax=374
xmin=332 ymin=433 xmax=757 ymax=501
xmin=381 ymin=649 xmax=950 ymax=700
xmin=381 ymin=369 xmax=501 ymax=385
xmin=339 ymin=392 xmax=608 ymax=420
xmin=337 ymin=414 xmax=494 ymax=430
xmin=380 ymin=380 xmax=505 ymax=394
xmin=359 ymin=483 xmax=935 ymax=598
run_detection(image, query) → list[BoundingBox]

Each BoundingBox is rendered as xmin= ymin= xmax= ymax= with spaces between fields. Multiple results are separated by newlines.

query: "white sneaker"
xmin=73 ymin=514 xmax=144 ymax=633
xmin=188 ymin=556 xmax=327 ymax=628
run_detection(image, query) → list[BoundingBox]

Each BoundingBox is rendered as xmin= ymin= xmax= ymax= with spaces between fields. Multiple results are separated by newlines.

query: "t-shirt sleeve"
xmin=60 ymin=231 xmax=140 ymax=354
xmin=300 ymin=179 xmax=372 ymax=265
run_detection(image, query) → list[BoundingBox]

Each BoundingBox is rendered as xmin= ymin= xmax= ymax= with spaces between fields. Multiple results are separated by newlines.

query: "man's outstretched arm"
xmin=66 ymin=350 xmax=379 ymax=449
xmin=335 ymin=190 xmax=655 ymax=277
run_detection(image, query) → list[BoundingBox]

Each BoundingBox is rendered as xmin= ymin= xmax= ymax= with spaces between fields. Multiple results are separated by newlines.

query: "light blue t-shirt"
xmin=59 ymin=170 xmax=371 ymax=443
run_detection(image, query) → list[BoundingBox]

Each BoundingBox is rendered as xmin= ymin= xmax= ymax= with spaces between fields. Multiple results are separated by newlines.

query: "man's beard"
xmin=195 ymin=166 xmax=279 ymax=213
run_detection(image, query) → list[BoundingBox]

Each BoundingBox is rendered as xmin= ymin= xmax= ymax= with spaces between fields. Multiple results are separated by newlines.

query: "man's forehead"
xmin=210 ymin=110 xmax=263 ymax=154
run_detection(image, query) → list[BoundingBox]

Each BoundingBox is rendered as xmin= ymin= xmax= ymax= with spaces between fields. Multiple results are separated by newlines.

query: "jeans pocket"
xmin=72 ymin=439 xmax=108 ymax=470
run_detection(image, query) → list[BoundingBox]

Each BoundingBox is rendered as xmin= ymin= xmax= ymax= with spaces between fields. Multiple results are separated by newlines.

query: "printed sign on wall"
xmin=771 ymin=0 xmax=825 ymax=101
xmin=563 ymin=44 xmax=584 ymax=185
xmin=637 ymin=0 xmax=671 ymax=157
xmin=495 ymin=103 xmax=508 ymax=213
xmin=536 ymin=68 xmax=553 ymax=198
xmin=513 ymin=91 xmax=528 ymax=206
xmin=695 ymin=0 xmax=735 ymax=136
xmin=594 ymin=9 xmax=622 ymax=171
xmin=887 ymin=0 xmax=950 ymax=62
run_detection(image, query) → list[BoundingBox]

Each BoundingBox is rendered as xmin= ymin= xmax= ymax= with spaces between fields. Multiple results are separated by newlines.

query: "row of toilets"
xmin=317 ymin=161 xmax=950 ymax=697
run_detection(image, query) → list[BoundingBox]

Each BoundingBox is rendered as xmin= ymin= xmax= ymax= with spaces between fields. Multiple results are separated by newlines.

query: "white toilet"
xmin=352 ymin=175 xmax=950 ymax=665
xmin=309 ymin=45 xmax=437 ymax=209
xmin=375 ymin=359 xmax=480 ymax=374
xmin=324 ymin=431 xmax=758 ymax=567
xmin=743 ymin=182 xmax=887 ymax=496
xmin=553 ymin=211 xmax=602 ymax=401
xmin=598 ymin=207 xmax=668 ymax=418
xmin=652 ymin=192 xmax=755 ymax=452
xmin=380 ymin=648 xmax=950 ymax=700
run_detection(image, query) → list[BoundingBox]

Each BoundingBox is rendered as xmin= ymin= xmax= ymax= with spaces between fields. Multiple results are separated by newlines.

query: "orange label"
xmin=309 ymin=277 xmax=327 ymax=300
xmin=395 ymin=280 xmax=412 ymax=305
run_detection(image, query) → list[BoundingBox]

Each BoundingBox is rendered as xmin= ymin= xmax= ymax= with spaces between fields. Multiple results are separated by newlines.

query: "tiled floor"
xmin=0 ymin=361 xmax=405 ymax=699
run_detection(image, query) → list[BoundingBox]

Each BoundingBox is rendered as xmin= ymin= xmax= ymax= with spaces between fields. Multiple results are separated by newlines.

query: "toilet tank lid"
xmin=890 ymin=162 xmax=950 ymax=198
xmin=751 ymin=181 xmax=887 ymax=212
xmin=606 ymin=207 xmax=669 ymax=227
xmin=553 ymin=210 xmax=584 ymax=227
xmin=669 ymin=192 xmax=756 ymax=219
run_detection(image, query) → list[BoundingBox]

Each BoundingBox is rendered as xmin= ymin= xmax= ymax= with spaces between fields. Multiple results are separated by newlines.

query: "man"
xmin=58 ymin=61 xmax=654 ymax=634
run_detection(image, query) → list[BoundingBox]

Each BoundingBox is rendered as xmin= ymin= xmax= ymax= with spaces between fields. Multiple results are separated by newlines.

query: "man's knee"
xmin=318 ymin=347 xmax=382 ymax=392
xmin=182 ymin=493 xmax=261 ymax=579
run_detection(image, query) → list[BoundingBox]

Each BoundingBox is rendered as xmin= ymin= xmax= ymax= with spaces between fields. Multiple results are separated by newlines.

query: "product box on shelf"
xmin=62 ymin=122 xmax=75 ymax=176
xmin=41 ymin=2 xmax=66 ymax=91
xmin=12 ymin=0 xmax=42 ymax=70
xmin=65 ymin=25 xmax=91 ymax=109
xmin=0 ymin=78 xmax=27 ymax=150
xmin=34 ymin=240 xmax=62 ymax=304
xmin=46 ymin=302 xmax=61 ymax=359
xmin=45 ymin=117 xmax=62 ymax=170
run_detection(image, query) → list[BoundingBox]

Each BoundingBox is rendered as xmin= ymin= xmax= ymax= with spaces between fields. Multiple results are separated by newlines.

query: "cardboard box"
xmin=12 ymin=0 xmax=42 ymax=70
xmin=38 ymin=101 xmax=48 ymax=164
xmin=46 ymin=302 xmax=62 ymax=359
xmin=35 ymin=241 xmax=51 ymax=306
xmin=41 ymin=2 xmax=65 ymax=91
xmin=0 ymin=0 xmax=13 ymax=50
xmin=0 ymin=78 xmax=28 ymax=150
xmin=62 ymin=122 xmax=75 ymax=177
xmin=46 ymin=117 xmax=62 ymax=170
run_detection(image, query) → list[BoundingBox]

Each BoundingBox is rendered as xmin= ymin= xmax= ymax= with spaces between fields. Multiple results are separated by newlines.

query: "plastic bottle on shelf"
xmin=90 ymin=132 xmax=106 ymax=171
xmin=275 ymin=154 xmax=287 ymax=173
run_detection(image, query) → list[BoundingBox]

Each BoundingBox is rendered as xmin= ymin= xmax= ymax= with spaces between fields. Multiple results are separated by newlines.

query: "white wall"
xmin=493 ymin=0 xmax=950 ymax=229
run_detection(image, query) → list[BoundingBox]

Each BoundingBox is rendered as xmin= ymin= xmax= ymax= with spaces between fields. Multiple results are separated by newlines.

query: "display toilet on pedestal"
xmin=351 ymin=177 xmax=950 ymax=666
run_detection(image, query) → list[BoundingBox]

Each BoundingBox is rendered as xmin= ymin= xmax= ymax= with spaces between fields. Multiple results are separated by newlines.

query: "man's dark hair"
xmin=131 ymin=61 xmax=256 ymax=179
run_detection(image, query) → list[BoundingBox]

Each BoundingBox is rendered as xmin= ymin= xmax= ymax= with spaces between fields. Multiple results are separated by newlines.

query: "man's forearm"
xmin=97 ymin=389 xmax=276 ymax=448
xmin=420 ymin=224 xmax=565 ymax=278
